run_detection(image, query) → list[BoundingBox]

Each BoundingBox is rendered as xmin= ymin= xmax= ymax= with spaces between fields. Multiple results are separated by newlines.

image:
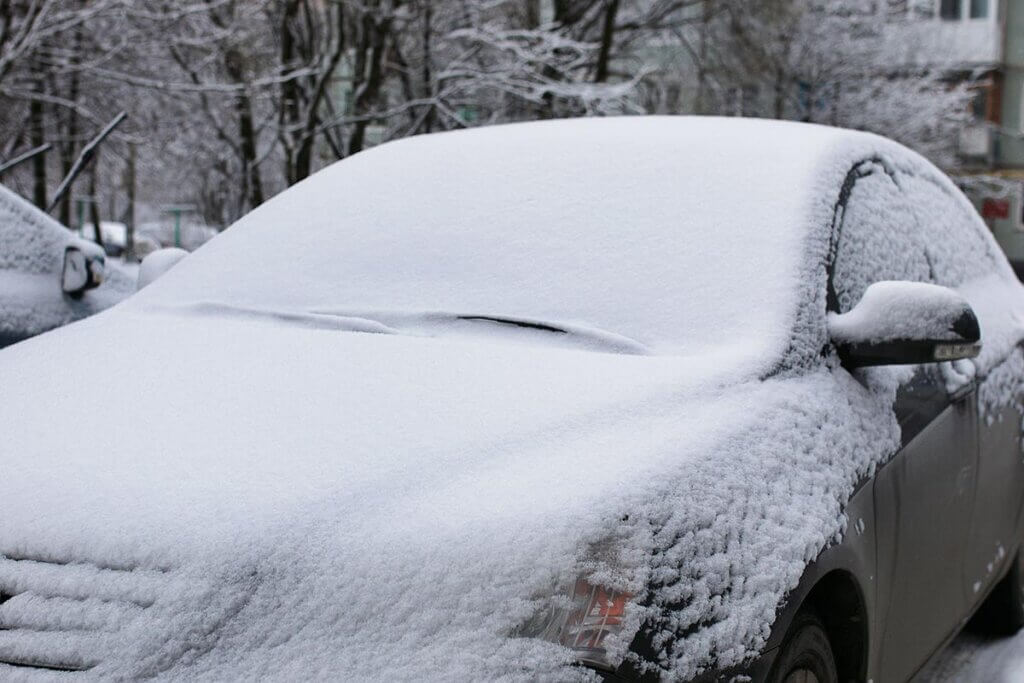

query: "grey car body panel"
xmin=873 ymin=387 xmax=979 ymax=681
xmin=966 ymin=352 xmax=1024 ymax=605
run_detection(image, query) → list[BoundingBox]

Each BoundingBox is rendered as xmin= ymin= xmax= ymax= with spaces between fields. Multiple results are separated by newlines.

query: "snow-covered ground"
xmin=919 ymin=629 xmax=1024 ymax=681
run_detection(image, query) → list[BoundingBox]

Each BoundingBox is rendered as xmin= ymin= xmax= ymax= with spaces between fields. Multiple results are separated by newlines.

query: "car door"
xmin=965 ymin=352 xmax=1024 ymax=600
xmin=900 ymin=173 xmax=1024 ymax=608
xmin=828 ymin=162 xmax=978 ymax=682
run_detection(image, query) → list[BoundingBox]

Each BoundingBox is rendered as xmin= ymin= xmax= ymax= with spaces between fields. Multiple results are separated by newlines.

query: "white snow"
xmin=135 ymin=117 xmax=853 ymax=362
xmin=78 ymin=221 xmax=127 ymax=249
xmin=827 ymin=281 xmax=975 ymax=344
xmin=137 ymin=248 xmax=189 ymax=290
xmin=0 ymin=117 xmax=1022 ymax=681
xmin=0 ymin=184 xmax=134 ymax=345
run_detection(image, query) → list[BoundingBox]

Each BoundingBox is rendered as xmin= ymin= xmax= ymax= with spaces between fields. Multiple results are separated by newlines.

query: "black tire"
xmin=768 ymin=609 xmax=839 ymax=683
xmin=971 ymin=544 xmax=1024 ymax=636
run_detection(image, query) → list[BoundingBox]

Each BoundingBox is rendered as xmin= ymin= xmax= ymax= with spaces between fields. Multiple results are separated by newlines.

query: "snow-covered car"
xmin=0 ymin=183 xmax=134 ymax=348
xmin=1 ymin=117 xmax=1023 ymax=682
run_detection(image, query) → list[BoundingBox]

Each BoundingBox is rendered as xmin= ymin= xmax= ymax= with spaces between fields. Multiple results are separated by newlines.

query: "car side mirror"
xmin=828 ymin=281 xmax=981 ymax=368
xmin=61 ymin=241 xmax=105 ymax=298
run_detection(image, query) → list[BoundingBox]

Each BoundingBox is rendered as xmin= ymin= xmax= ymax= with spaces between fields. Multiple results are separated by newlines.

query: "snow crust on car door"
xmin=829 ymin=163 xmax=977 ymax=683
xmin=901 ymin=173 xmax=1024 ymax=606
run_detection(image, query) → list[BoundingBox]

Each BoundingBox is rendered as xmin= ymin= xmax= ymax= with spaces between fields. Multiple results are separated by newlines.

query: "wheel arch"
xmin=802 ymin=569 xmax=868 ymax=683
xmin=766 ymin=480 xmax=877 ymax=682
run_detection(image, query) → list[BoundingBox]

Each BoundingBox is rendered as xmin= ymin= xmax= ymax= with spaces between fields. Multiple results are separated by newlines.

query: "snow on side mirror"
xmin=61 ymin=240 xmax=105 ymax=298
xmin=828 ymin=281 xmax=981 ymax=368
xmin=137 ymin=247 xmax=188 ymax=291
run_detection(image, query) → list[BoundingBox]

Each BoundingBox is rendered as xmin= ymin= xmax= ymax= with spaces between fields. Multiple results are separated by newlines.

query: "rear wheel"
xmin=972 ymin=544 xmax=1024 ymax=635
xmin=768 ymin=610 xmax=838 ymax=683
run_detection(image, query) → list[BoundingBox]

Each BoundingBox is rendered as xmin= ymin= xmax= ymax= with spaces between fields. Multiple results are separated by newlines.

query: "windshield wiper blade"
xmin=449 ymin=313 xmax=649 ymax=354
xmin=309 ymin=309 xmax=651 ymax=355
xmin=455 ymin=315 xmax=567 ymax=335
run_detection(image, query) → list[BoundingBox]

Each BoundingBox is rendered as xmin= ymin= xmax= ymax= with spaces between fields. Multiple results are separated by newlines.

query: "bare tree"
xmin=0 ymin=0 xmax=979 ymax=233
xmin=687 ymin=0 xmax=972 ymax=168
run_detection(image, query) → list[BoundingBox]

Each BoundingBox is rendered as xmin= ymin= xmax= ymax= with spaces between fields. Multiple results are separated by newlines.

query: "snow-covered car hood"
xmin=0 ymin=305 xmax=903 ymax=681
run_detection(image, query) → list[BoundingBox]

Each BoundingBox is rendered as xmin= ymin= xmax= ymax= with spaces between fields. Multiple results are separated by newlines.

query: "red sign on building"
xmin=982 ymin=198 xmax=1011 ymax=220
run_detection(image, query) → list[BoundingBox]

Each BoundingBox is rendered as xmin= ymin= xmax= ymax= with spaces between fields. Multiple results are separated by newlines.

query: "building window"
xmin=970 ymin=0 xmax=988 ymax=17
xmin=940 ymin=0 xmax=962 ymax=19
xmin=910 ymin=0 xmax=935 ymax=18
xmin=970 ymin=88 xmax=988 ymax=120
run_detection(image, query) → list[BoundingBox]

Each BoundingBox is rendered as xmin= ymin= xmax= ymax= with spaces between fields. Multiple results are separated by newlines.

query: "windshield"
xmin=136 ymin=118 xmax=833 ymax=356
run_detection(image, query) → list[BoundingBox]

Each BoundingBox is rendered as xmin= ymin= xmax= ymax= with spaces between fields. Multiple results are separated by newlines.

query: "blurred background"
xmin=0 ymin=0 xmax=1021 ymax=260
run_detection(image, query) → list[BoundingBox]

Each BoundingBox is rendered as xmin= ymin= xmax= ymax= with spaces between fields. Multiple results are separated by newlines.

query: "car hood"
xmin=0 ymin=306 xmax=898 ymax=680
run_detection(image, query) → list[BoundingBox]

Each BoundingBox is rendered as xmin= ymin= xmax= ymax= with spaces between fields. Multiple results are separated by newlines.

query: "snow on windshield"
xmin=133 ymin=117 xmax=851 ymax=358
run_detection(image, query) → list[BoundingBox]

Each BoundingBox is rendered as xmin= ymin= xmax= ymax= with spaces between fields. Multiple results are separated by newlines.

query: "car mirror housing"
xmin=61 ymin=241 xmax=105 ymax=298
xmin=828 ymin=281 xmax=981 ymax=368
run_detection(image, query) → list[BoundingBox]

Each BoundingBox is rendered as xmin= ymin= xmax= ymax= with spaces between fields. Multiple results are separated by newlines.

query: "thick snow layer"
xmin=1 ymin=117 xmax=1023 ymax=681
xmin=827 ymin=281 xmax=975 ymax=344
xmin=137 ymin=248 xmax=189 ymax=290
xmin=131 ymin=117 xmax=856 ymax=361
xmin=0 ymin=184 xmax=134 ymax=345
xmin=0 ymin=310 xmax=903 ymax=682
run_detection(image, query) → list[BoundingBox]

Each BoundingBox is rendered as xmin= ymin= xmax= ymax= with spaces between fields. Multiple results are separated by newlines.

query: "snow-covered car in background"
xmin=1 ymin=117 xmax=1023 ymax=682
xmin=0 ymin=183 xmax=134 ymax=348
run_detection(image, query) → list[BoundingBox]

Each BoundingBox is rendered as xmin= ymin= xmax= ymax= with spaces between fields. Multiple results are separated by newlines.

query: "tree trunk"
xmin=59 ymin=23 xmax=82 ymax=226
xmin=421 ymin=0 xmax=434 ymax=133
xmin=224 ymin=46 xmax=264 ymax=209
xmin=594 ymin=0 xmax=619 ymax=83
xmin=696 ymin=0 xmax=710 ymax=114
xmin=124 ymin=143 xmax=136 ymax=261
xmin=30 ymin=85 xmax=46 ymax=210
xmin=349 ymin=10 xmax=391 ymax=156
xmin=237 ymin=91 xmax=264 ymax=209
xmin=280 ymin=0 xmax=303 ymax=184
xmin=88 ymin=163 xmax=103 ymax=249
xmin=774 ymin=66 xmax=785 ymax=119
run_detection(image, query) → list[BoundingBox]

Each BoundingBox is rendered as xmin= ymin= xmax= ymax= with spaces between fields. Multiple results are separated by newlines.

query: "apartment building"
xmin=927 ymin=0 xmax=1024 ymax=267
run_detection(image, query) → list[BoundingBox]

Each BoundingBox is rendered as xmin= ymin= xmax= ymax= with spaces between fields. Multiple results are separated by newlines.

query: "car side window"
xmin=831 ymin=166 xmax=931 ymax=314
xmin=900 ymin=174 xmax=1000 ymax=289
